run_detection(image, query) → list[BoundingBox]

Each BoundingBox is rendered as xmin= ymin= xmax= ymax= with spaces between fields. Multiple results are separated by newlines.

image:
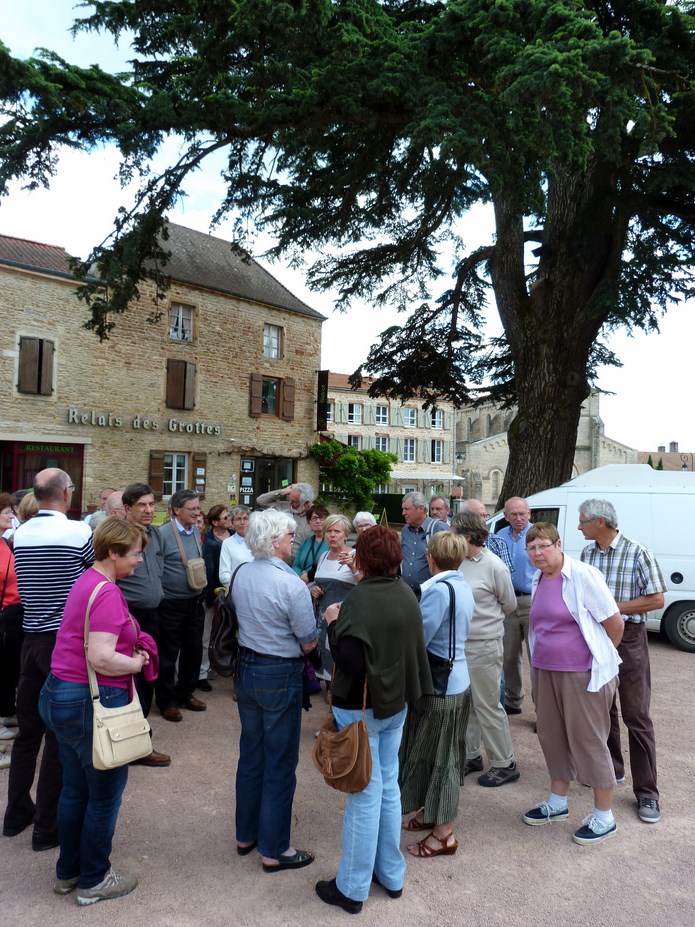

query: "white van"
xmin=488 ymin=464 xmax=695 ymax=652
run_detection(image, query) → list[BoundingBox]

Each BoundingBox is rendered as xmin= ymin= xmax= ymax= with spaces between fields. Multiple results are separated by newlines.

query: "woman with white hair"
xmin=231 ymin=510 xmax=319 ymax=872
xmin=311 ymin=514 xmax=359 ymax=680
xmin=353 ymin=512 xmax=377 ymax=534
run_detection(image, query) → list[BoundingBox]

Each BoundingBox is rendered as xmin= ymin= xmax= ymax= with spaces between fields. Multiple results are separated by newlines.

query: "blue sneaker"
xmin=523 ymin=801 xmax=569 ymax=826
xmin=572 ymin=814 xmax=617 ymax=845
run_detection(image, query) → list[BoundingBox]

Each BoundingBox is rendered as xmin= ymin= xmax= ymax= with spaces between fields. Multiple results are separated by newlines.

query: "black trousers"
xmin=129 ymin=606 xmax=160 ymax=719
xmin=155 ymin=596 xmax=204 ymax=711
xmin=0 ymin=606 xmax=24 ymax=717
xmin=3 ymin=632 xmax=62 ymax=841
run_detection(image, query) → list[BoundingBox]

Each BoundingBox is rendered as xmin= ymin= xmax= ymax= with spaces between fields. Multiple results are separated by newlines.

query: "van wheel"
xmin=663 ymin=603 xmax=695 ymax=653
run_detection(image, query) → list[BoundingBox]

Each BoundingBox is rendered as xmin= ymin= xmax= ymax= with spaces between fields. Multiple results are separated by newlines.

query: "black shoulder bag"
xmin=208 ymin=563 xmax=246 ymax=677
xmin=426 ymin=580 xmax=456 ymax=698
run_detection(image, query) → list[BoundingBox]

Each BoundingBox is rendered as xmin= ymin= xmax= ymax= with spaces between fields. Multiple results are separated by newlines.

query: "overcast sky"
xmin=1 ymin=0 xmax=693 ymax=456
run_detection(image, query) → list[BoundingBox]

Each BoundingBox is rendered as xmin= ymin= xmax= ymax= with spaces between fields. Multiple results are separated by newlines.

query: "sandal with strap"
xmin=409 ymin=831 xmax=458 ymax=858
xmin=402 ymin=811 xmax=434 ymax=832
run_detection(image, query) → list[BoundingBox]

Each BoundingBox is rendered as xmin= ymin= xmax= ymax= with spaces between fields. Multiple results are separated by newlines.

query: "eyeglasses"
xmin=286 ymin=531 xmax=296 ymax=538
xmin=66 ymin=483 xmax=75 ymax=491
xmin=309 ymin=513 xmax=326 ymax=521
xmin=578 ymin=517 xmax=597 ymax=526
xmin=129 ymin=550 xmax=144 ymax=559
xmin=218 ymin=514 xmax=230 ymax=520
xmin=526 ymin=542 xmax=556 ymax=554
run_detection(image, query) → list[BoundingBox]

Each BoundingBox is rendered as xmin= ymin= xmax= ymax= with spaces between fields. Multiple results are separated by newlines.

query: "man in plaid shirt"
xmin=578 ymin=498 xmax=666 ymax=825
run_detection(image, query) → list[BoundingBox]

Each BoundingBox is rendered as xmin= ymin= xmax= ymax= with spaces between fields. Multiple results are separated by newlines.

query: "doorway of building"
xmin=0 ymin=441 xmax=84 ymax=519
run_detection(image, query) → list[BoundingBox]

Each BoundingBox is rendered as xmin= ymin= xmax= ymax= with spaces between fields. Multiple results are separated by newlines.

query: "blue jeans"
xmin=39 ymin=673 xmax=129 ymax=888
xmin=333 ymin=705 xmax=408 ymax=902
xmin=235 ymin=650 xmax=304 ymax=858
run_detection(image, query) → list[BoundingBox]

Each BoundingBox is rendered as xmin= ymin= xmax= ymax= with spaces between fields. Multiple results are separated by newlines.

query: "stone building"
xmin=327 ymin=375 xmax=637 ymax=511
xmin=637 ymin=442 xmax=695 ymax=472
xmin=0 ymin=223 xmax=324 ymax=515
xmin=326 ymin=374 xmax=462 ymax=498
xmin=457 ymin=392 xmax=637 ymax=509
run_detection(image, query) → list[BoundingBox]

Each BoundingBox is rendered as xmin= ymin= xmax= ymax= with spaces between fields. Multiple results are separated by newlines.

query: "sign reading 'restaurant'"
xmin=67 ymin=408 xmax=222 ymax=436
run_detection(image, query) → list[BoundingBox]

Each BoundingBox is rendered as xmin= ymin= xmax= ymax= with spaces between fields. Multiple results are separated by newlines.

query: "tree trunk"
xmin=492 ymin=165 xmax=625 ymax=507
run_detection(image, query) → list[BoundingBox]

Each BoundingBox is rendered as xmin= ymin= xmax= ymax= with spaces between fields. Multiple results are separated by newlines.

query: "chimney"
xmin=658 ymin=446 xmax=666 ymax=453
xmin=670 ymin=441 xmax=679 ymax=453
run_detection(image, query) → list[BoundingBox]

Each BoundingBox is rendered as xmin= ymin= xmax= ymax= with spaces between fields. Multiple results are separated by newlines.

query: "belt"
xmin=514 ymin=590 xmax=531 ymax=597
xmin=238 ymin=645 xmax=303 ymax=663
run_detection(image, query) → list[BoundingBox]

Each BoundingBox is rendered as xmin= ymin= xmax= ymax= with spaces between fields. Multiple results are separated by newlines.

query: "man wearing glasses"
xmin=3 ymin=469 xmax=94 ymax=851
xmin=578 ymin=499 xmax=666 ymax=825
xmin=256 ymin=482 xmax=315 ymax=564
xmin=118 ymin=483 xmax=170 ymax=766
xmin=498 ymin=496 xmax=536 ymax=716
xmin=156 ymin=490 xmax=208 ymax=722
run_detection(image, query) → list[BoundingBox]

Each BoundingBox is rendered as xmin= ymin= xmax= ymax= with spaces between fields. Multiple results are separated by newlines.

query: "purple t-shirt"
xmin=530 ymin=573 xmax=592 ymax=672
xmin=51 ymin=568 xmax=140 ymax=689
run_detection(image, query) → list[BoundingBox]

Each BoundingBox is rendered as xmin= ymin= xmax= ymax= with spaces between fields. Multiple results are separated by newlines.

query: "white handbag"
xmin=84 ymin=582 xmax=152 ymax=770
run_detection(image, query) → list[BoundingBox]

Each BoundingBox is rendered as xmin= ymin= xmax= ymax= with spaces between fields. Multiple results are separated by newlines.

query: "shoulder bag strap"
xmin=441 ymin=580 xmax=456 ymax=666
xmin=171 ymin=522 xmax=189 ymax=566
xmin=227 ymin=561 xmax=247 ymax=608
xmin=83 ymin=581 xmax=110 ymax=701
xmin=83 ymin=581 xmax=140 ymax=702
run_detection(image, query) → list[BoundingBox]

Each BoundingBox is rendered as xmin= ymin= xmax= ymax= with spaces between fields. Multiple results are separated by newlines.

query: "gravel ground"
xmin=0 ymin=634 xmax=692 ymax=927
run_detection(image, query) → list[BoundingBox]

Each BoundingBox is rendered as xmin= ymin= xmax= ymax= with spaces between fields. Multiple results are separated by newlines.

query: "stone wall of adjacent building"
xmin=1 ymin=258 xmax=322 ymax=512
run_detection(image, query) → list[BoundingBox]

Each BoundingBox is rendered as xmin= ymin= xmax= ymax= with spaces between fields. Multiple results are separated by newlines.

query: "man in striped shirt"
xmin=579 ymin=498 xmax=666 ymax=825
xmin=3 ymin=469 xmax=94 ymax=851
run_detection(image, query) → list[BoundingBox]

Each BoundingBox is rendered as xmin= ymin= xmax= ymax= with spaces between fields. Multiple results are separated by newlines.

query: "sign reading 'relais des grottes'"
xmin=67 ymin=407 xmax=222 ymax=436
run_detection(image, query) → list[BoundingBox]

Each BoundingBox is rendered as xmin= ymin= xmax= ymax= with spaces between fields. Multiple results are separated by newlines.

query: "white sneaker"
xmin=0 ymin=726 xmax=17 ymax=741
xmin=76 ymin=868 xmax=138 ymax=906
xmin=0 ymin=716 xmax=18 ymax=727
xmin=0 ymin=753 xmax=11 ymax=769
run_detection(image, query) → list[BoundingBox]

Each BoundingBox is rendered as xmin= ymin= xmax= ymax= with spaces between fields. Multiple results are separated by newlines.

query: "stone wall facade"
xmin=0 ymin=230 xmax=323 ymax=516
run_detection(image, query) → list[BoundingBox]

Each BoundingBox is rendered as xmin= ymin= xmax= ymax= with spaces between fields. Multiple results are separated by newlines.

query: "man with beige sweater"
xmin=453 ymin=511 xmax=520 ymax=788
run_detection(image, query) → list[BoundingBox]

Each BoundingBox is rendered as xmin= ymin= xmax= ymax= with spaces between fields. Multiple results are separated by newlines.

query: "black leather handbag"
xmin=208 ymin=564 xmax=246 ymax=677
xmin=426 ymin=580 xmax=456 ymax=697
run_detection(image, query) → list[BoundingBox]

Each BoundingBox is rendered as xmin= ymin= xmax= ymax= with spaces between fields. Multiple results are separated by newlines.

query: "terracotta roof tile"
xmin=0 ymin=234 xmax=72 ymax=275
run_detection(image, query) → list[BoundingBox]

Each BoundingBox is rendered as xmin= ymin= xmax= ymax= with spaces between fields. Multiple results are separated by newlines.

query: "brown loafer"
xmin=161 ymin=707 xmax=183 ymax=723
xmin=131 ymin=750 xmax=172 ymax=768
xmin=180 ymin=696 xmax=207 ymax=712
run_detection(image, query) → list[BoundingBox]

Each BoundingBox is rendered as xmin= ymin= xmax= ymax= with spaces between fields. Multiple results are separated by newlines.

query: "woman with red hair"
xmin=315 ymin=526 xmax=432 ymax=914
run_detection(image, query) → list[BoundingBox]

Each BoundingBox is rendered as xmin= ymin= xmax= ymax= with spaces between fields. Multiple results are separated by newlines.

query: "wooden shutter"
xmin=166 ymin=359 xmax=185 ymax=409
xmin=281 ymin=377 xmax=296 ymax=421
xmin=18 ymin=337 xmax=40 ymax=393
xmin=39 ymin=340 xmax=54 ymax=395
xmin=183 ymin=362 xmax=196 ymax=410
xmin=149 ymin=451 xmax=165 ymax=501
xmin=249 ymin=373 xmax=263 ymax=417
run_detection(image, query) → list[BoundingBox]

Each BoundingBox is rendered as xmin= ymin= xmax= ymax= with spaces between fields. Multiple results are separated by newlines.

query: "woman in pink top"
xmin=0 ymin=493 xmax=23 ymax=749
xmin=39 ymin=518 xmax=157 ymax=906
xmin=521 ymin=523 xmax=623 ymax=847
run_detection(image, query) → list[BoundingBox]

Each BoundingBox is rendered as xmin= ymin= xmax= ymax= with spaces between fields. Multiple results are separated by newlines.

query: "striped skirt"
xmin=399 ymin=689 xmax=470 ymax=825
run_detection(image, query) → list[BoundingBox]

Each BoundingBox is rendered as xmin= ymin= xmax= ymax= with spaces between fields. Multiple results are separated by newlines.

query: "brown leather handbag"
xmin=311 ymin=676 xmax=372 ymax=793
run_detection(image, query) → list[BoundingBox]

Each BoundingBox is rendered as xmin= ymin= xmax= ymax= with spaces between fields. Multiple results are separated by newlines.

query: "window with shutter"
xmin=166 ymin=359 xmax=196 ymax=410
xmin=17 ymin=336 xmax=54 ymax=395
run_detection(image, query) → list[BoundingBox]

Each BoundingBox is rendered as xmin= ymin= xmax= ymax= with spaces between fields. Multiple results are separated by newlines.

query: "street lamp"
xmin=681 ymin=453 xmax=694 ymax=471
